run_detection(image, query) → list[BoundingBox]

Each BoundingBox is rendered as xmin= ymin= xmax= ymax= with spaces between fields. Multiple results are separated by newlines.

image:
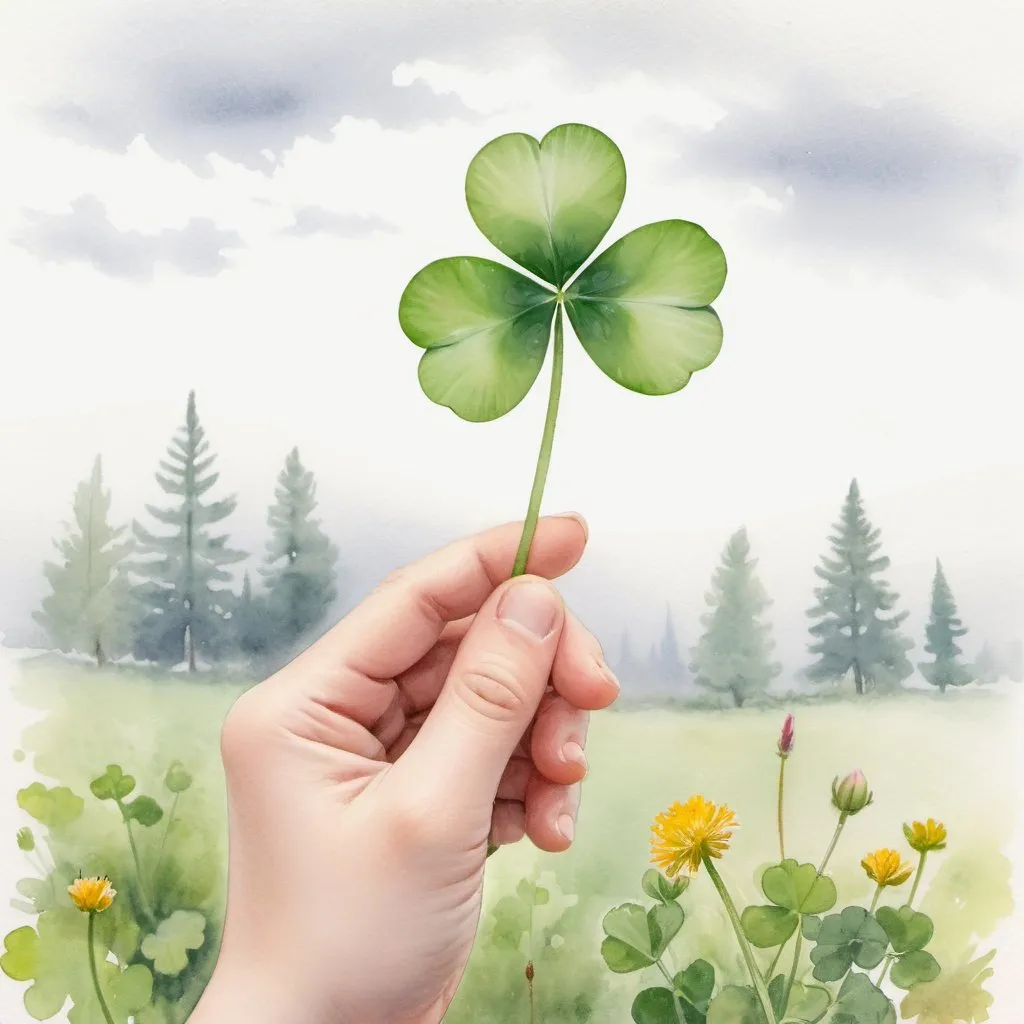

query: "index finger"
xmin=298 ymin=514 xmax=589 ymax=680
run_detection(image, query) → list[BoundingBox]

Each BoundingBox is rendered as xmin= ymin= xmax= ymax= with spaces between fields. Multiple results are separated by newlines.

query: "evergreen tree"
xmin=806 ymin=479 xmax=913 ymax=694
xmin=691 ymin=527 xmax=782 ymax=708
xmin=972 ymin=641 xmax=1001 ymax=686
xmin=235 ymin=571 xmax=275 ymax=664
xmin=261 ymin=448 xmax=339 ymax=655
xmin=34 ymin=456 xmax=134 ymax=666
xmin=132 ymin=391 xmax=246 ymax=671
xmin=659 ymin=605 xmax=687 ymax=689
xmin=617 ymin=629 xmax=639 ymax=682
xmin=920 ymin=560 xmax=973 ymax=693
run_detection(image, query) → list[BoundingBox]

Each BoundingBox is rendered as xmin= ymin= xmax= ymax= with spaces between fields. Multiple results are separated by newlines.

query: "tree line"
xmin=616 ymin=480 xmax=1023 ymax=705
xmin=34 ymin=391 xmax=338 ymax=673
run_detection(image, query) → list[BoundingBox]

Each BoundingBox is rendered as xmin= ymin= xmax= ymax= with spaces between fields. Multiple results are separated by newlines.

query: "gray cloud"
xmin=283 ymin=206 xmax=396 ymax=238
xmin=673 ymin=80 xmax=1021 ymax=284
xmin=15 ymin=195 xmax=244 ymax=280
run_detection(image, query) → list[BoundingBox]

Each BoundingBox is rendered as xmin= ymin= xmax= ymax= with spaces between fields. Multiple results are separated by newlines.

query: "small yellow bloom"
xmin=904 ymin=819 xmax=947 ymax=853
xmin=68 ymin=876 xmax=116 ymax=913
xmin=651 ymin=795 xmax=739 ymax=877
xmin=861 ymin=848 xmax=914 ymax=888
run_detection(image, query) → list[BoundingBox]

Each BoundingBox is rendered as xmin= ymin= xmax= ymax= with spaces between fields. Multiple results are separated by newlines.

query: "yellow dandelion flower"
xmin=68 ymin=876 xmax=116 ymax=913
xmin=903 ymin=819 xmax=947 ymax=853
xmin=651 ymin=795 xmax=739 ymax=877
xmin=861 ymin=848 xmax=914 ymax=888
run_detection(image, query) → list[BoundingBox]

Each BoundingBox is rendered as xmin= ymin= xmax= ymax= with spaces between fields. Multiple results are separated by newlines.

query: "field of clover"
xmin=595 ymin=715 xmax=995 ymax=1024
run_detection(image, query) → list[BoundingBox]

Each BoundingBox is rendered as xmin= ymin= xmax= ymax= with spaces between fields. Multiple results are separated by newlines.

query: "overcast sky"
xmin=0 ymin=0 xmax=1021 ymax=678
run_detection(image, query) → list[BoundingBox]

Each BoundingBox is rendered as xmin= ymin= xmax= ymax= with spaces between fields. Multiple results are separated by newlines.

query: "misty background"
xmin=0 ymin=0 xmax=1021 ymax=692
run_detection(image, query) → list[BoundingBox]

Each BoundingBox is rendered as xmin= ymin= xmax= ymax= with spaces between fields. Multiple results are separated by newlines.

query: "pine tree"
xmin=806 ymin=479 xmax=913 ymax=694
xmin=132 ymin=392 xmax=246 ymax=671
xmin=659 ymin=605 xmax=687 ymax=690
xmin=691 ymin=527 xmax=782 ymax=708
xmin=34 ymin=456 xmax=134 ymax=666
xmin=261 ymin=448 xmax=339 ymax=655
xmin=973 ymin=641 xmax=1001 ymax=686
xmin=617 ymin=629 xmax=639 ymax=682
xmin=235 ymin=571 xmax=275 ymax=663
xmin=919 ymin=560 xmax=973 ymax=693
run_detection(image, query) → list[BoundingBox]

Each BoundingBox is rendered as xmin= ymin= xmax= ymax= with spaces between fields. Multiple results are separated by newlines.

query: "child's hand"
xmin=190 ymin=514 xmax=618 ymax=1024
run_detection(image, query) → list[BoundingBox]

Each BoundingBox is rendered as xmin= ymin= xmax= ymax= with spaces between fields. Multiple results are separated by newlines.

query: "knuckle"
xmin=457 ymin=652 xmax=530 ymax=720
xmin=219 ymin=688 xmax=275 ymax=768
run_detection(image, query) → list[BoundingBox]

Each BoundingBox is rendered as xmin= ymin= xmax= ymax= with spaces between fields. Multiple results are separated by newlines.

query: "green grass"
xmin=6 ymin=661 xmax=1017 ymax=1023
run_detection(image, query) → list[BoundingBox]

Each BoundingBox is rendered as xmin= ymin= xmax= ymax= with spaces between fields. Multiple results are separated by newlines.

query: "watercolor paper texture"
xmin=1 ymin=2 xmax=1022 ymax=1023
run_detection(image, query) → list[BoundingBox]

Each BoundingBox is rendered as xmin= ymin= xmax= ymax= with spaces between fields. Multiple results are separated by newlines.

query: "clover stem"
xmin=907 ymin=851 xmax=927 ymax=909
xmin=817 ymin=815 xmax=848 ymax=875
xmin=655 ymin=959 xmax=687 ymax=1023
xmin=877 ymin=956 xmax=894 ymax=988
xmin=152 ymin=792 xmax=180 ymax=895
xmin=117 ymin=799 xmax=154 ymax=922
xmin=511 ymin=302 xmax=565 ymax=578
xmin=777 ymin=756 xmax=788 ymax=861
xmin=703 ymin=856 xmax=778 ymax=1024
xmin=87 ymin=911 xmax=116 ymax=1024
xmin=764 ymin=935 xmax=791 ymax=981
xmin=780 ymin=925 xmax=803 ymax=1017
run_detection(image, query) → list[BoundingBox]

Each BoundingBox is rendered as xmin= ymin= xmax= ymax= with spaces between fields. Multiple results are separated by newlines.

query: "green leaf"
xmin=0 ymin=925 xmax=39 ymax=982
xmin=399 ymin=257 xmax=556 ymax=422
xmin=642 ymin=868 xmax=689 ymax=904
xmin=785 ymin=981 xmax=832 ymax=1023
xmin=874 ymin=905 xmax=934 ymax=954
xmin=826 ymin=972 xmax=895 ymax=1024
xmin=600 ymin=901 xmax=683 ymax=973
xmin=17 ymin=783 xmax=85 ymax=829
xmin=802 ymin=915 xmax=823 ymax=941
xmin=465 ymin=123 xmax=626 ymax=287
xmin=632 ymin=987 xmax=681 ymax=1024
xmin=164 ymin=760 xmax=193 ymax=793
xmin=706 ymin=985 xmax=767 ymax=1024
xmin=810 ymin=907 xmax=889 ymax=982
xmin=761 ymin=860 xmax=838 ymax=915
xmin=89 ymin=765 xmax=135 ymax=802
xmin=122 ymin=796 xmax=164 ymax=828
xmin=741 ymin=905 xmax=798 ymax=948
xmin=107 ymin=964 xmax=154 ymax=1018
xmin=675 ymin=958 xmax=716 ymax=1013
xmin=141 ymin=910 xmax=206 ymax=976
xmin=515 ymin=878 xmax=550 ymax=906
xmin=898 ymin=949 xmax=995 ymax=1024
xmin=889 ymin=950 xmax=940 ymax=990
xmin=565 ymin=219 xmax=726 ymax=396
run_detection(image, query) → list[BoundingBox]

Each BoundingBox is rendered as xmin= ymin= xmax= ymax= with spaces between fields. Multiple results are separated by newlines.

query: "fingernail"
xmin=562 ymin=741 xmax=588 ymax=772
xmin=498 ymin=581 xmax=560 ymax=640
xmin=552 ymin=512 xmax=589 ymax=541
xmin=593 ymin=655 xmax=621 ymax=693
xmin=558 ymin=813 xmax=575 ymax=842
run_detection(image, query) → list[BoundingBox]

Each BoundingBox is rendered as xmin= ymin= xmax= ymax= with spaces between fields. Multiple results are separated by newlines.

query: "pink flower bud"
xmin=831 ymin=769 xmax=873 ymax=817
xmin=777 ymin=713 xmax=795 ymax=757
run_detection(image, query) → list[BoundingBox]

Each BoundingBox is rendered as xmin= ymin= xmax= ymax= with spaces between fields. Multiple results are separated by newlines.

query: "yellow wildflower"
xmin=651 ymin=795 xmax=739 ymax=877
xmin=904 ymin=819 xmax=947 ymax=853
xmin=861 ymin=848 xmax=914 ymax=888
xmin=68 ymin=876 xmax=116 ymax=913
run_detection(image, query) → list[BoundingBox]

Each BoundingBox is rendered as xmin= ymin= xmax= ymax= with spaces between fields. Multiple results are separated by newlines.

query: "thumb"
xmin=390 ymin=576 xmax=564 ymax=814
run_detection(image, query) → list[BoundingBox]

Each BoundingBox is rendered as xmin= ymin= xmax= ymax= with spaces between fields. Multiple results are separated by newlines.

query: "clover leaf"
xmin=400 ymin=123 xmax=727 ymax=580
xmin=742 ymin=905 xmax=799 ymax=948
xmin=898 ymin=949 xmax=995 ymax=1024
xmin=781 ymin=981 xmax=832 ymax=1023
xmin=810 ymin=907 xmax=889 ymax=982
xmin=642 ymin=868 xmax=690 ymax=904
xmin=90 ymin=765 xmax=136 ymax=802
xmin=874 ymin=905 xmax=934 ymax=954
xmin=164 ymin=761 xmax=193 ymax=794
xmin=122 ymin=796 xmax=164 ymax=828
xmin=601 ymin=901 xmax=685 ymax=973
xmin=889 ymin=949 xmax=941 ymax=990
xmin=762 ymin=861 xmax=838 ymax=916
xmin=706 ymin=985 xmax=765 ymax=1024
xmin=631 ymin=987 xmax=682 ymax=1024
xmin=17 ymin=782 xmax=84 ymax=830
xmin=674 ymin=958 xmax=715 ymax=1014
xmin=825 ymin=972 xmax=895 ymax=1024
xmin=141 ymin=910 xmax=206 ymax=976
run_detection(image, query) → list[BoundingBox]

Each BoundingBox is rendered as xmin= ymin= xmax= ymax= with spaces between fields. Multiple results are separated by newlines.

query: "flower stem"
xmin=869 ymin=885 xmax=884 ymax=913
xmin=152 ymin=792 xmax=180 ymax=893
xmin=87 ymin=912 xmax=116 ymax=1024
xmin=703 ymin=856 xmax=778 ymax=1024
xmin=511 ymin=302 xmax=565 ymax=578
xmin=818 ymin=815 xmax=848 ymax=875
xmin=907 ymin=851 xmax=927 ymax=908
xmin=877 ymin=955 xmax=894 ymax=988
xmin=777 ymin=756 xmax=788 ymax=861
xmin=117 ymin=801 xmax=155 ymax=922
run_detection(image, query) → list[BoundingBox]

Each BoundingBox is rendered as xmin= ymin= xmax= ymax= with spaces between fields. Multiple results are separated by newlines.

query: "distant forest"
xmin=28 ymin=391 xmax=1024 ymax=702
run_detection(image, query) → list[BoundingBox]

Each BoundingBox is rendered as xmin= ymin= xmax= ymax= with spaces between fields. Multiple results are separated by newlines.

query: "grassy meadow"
xmin=3 ymin=659 xmax=1018 ymax=1023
